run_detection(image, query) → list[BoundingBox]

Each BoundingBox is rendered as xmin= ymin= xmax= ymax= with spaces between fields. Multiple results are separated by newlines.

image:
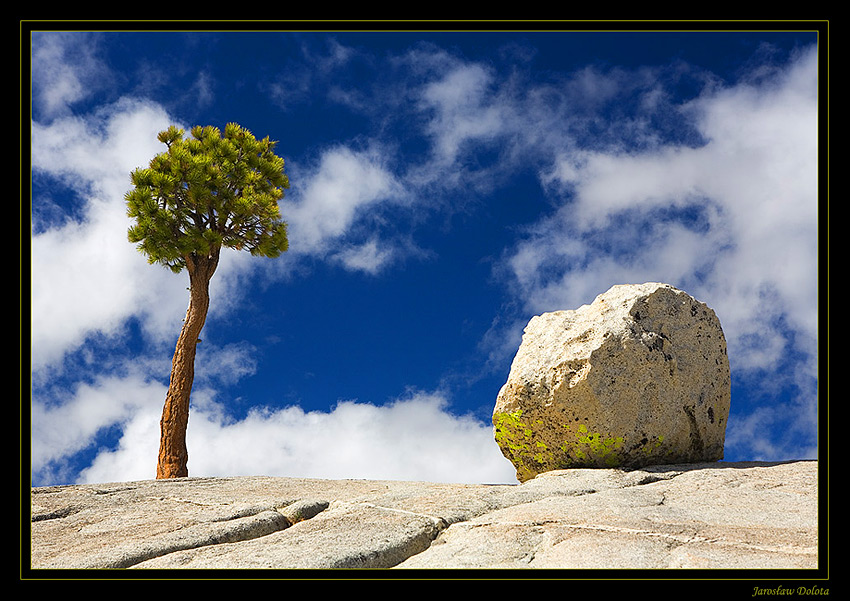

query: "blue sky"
xmin=28 ymin=25 xmax=822 ymax=487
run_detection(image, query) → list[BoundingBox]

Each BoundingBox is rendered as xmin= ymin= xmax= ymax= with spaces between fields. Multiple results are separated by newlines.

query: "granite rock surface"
xmin=30 ymin=460 xmax=817 ymax=571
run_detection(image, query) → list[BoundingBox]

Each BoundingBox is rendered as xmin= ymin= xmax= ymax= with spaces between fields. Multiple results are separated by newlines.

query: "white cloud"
xmin=193 ymin=341 xmax=259 ymax=386
xmin=31 ymin=32 xmax=109 ymax=119
xmin=504 ymin=45 xmax=818 ymax=374
xmin=334 ymin=239 xmax=395 ymax=275
xmin=75 ymin=390 xmax=518 ymax=485
xmin=31 ymin=370 xmax=166 ymax=482
xmin=30 ymin=99 xmax=193 ymax=369
xmin=32 ymin=346 xmax=518 ymax=486
xmin=419 ymin=62 xmax=507 ymax=165
xmin=282 ymin=145 xmax=405 ymax=261
xmin=724 ymin=384 xmax=818 ymax=461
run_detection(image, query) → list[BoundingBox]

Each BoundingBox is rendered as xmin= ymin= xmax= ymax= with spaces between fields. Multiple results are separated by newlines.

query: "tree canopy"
xmin=124 ymin=122 xmax=290 ymax=478
xmin=125 ymin=123 xmax=289 ymax=273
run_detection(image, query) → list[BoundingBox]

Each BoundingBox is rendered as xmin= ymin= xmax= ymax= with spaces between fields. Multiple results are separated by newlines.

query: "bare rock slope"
xmin=30 ymin=460 xmax=817 ymax=570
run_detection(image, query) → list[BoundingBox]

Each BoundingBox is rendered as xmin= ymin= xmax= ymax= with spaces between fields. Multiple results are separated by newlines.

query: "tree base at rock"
xmin=493 ymin=282 xmax=731 ymax=482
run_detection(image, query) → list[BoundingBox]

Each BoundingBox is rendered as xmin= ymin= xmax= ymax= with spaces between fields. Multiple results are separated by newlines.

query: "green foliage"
xmin=125 ymin=123 xmax=289 ymax=273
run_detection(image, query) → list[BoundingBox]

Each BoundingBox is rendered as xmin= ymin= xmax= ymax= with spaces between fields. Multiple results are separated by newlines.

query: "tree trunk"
xmin=156 ymin=251 xmax=219 ymax=479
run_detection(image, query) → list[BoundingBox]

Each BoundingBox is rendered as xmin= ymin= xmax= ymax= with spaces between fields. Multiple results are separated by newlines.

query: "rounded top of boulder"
xmin=515 ymin=282 xmax=700 ymax=376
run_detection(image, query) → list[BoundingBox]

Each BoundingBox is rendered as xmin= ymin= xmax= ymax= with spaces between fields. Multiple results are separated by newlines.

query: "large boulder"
xmin=493 ymin=282 xmax=731 ymax=482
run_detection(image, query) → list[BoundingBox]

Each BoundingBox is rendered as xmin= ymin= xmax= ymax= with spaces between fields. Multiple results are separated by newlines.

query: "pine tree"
xmin=125 ymin=123 xmax=289 ymax=478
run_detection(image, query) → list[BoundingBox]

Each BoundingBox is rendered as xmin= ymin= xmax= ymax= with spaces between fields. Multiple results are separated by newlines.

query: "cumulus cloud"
xmin=334 ymin=239 xmax=395 ymax=275
xmin=31 ymin=370 xmax=167 ymax=485
xmin=33 ymin=345 xmax=517 ymax=487
xmin=30 ymin=99 xmax=192 ymax=369
xmin=281 ymin=144 xmax=407 ymax=267
xmin=73 ymin=389 xmax=517 ymax=485
xmin=31 ymin=32 xmax=110 ymax=119
xmin=418 ymin=62 xmax=507 ymax=165
xmin=505 ymin=45 xmax=818 ymax=371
